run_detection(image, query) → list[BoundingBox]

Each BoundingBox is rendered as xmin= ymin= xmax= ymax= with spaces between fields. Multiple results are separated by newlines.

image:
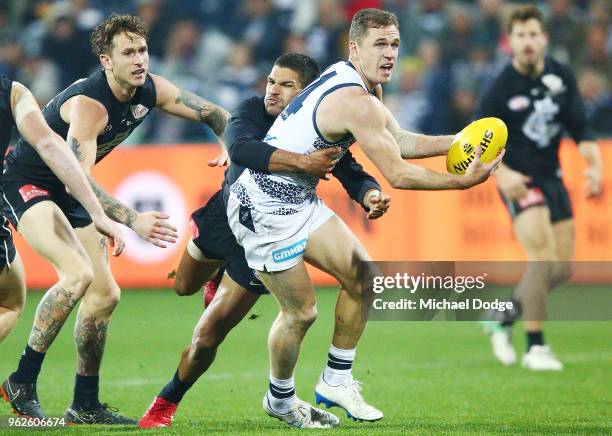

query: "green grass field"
xmin=0 ymin=288 xmax=610 ymax=434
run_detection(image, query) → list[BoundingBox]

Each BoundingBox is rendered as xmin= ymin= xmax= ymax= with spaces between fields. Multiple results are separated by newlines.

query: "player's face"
xmin=509 ymin=19 xmax=547 ymax=69
xmin=104 ymin=32 xmax=149 ymax=88
xmin=350 ymin=25 xmax=400 ymax=87
xmin=264 ymin=66 xmax=302 ymax=116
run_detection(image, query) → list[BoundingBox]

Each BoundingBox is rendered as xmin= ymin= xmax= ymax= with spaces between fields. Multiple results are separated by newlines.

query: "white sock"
xmin=323 ymin=345 xmax=355 ymax=386
xmin=267 ymin=374 xmax=296 ymax=413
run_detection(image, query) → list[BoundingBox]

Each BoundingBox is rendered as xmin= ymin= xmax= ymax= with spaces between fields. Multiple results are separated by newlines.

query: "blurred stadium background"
xmin=0 ymin=1 xmax=610 ymax=433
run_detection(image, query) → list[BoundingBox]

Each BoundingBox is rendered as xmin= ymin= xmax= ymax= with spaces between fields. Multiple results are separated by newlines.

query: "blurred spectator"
xmin=224 ymin=0 xmax=288 ymax=68
xmin=0 ymin=35 xmax=24 ymax=79
xmin=283 ymin=33 xmax=309 ymax=55
xmin=444 ymin=86 xmax=477 ymax=134
xmin=399 ymin=0 xmax=449 ymax=55
xmin=384 ymin=59 xmax=428 ymax=133
xmin=145 ymin=20 xmax=215 ymax=143
xmin=578 ymin=68 xmax=612 ymax=137
xmin=305 ymin=0 xmax=347 ymax=68
xmin=574 ymin=24 xmax=612 ymax=85
xmin=41 ymin=11 xmax=96 ymax=87
xmin=473 ymin=0 xmax=502 ymax=57
xmin=417 ymin=38 xmax=451 ymax=135
xmin=216 ymin=42 xmax=259 ymax=109
xmin=136 ymin=0 xmax=170 ymax=59
xmin=442 ymin=6 xmax=475 ymax=64
xmin=546 ymin=0 xmax=585 ymax=65
xmin=20 ymin=55 xmax=61 ymax=106
xmin=71 ymin=0 xmax=103 ymax=30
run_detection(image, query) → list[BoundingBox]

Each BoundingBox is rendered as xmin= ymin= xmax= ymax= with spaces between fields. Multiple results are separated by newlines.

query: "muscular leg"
xmin=513 ymin=206 xmax=558 ymax=328
xmin=551 ymin=219 xmax=574 ymax=286
xmin=0 ymin=254 xmax=26 ymax=342
xmin=304 ymin=215 xmax=383 ymax=420
xmin=73 ymin=224 xmax=120 ymax=378
xmin=177 ymin=273 xmax=259 ymax=383
xmin=1 ymin=202 xmax=92 ymax=419
xmin=15 ymin=202 xmax=93 ymax=355
xmin=173 ymin=241 xmax=223 ymax=296
xmin=259 ymin=261 xmax=317 ymax=380
xmin=305 ymin=215 xmax=373 ymax=350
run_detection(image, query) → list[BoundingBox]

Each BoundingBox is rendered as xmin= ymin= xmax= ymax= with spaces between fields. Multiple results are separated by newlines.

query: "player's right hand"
xmin=302 ymin=147 xmax=341 ymax=180
xmin=463 ymin=147 xmax=505 ymax=188
xmin=133 ymin=211 xmax=179 ymax=248
xmin=93 ymin=215 xmax=126 ymax=256
xmin=496 ymin=166 xmax=532 ymax=201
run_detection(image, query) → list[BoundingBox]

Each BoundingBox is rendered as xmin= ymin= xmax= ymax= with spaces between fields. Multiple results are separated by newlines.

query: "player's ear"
xmin=349 ymin=40 xmax=359 ymax=59
xmin=99 ymin=53 xmax=112 ymax=71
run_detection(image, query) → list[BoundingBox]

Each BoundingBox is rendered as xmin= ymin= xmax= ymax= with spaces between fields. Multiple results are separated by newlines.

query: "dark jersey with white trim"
xmin=476 ymin=57 xmax=594 ymax=180
xmin=6 ymin=69 xmax=157 ymax=183
xmin=0 ymin=75 xmax=14 ymax=168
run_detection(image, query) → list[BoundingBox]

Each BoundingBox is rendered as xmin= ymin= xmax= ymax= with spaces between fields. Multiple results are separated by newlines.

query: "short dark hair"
xmin=349 ymin=8 xmax=399 ymax=43
xmin=91 ymin=14 xmax=148 ymax=57
xmin=508 ymin=4 xmax=545 ymax=33
xmin=274 ymin=53 xmax=320 ymax=88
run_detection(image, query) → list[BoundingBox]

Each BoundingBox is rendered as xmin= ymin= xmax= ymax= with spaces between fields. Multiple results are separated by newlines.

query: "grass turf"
xmin=0 ymin=288 xmax=610 ymax=434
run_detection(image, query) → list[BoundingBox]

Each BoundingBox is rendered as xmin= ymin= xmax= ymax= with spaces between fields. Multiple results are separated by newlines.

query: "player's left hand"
xmin=208 ymin=150 xmax=230 ymax=167
xmin=133 ymin=211 xmax=179 ymax=248
xmin=364 ymin=189 xmax=391 ymax=220
xmin=585 ymin=165 xmax=602 ymax=198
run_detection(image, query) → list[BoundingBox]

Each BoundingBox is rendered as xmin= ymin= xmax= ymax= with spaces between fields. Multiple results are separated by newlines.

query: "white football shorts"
xmin=227 ymin=193 xmax=334 ymax=272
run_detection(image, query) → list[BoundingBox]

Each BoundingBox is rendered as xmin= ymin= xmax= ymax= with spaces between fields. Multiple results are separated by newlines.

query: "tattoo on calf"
xmin=29 ymin=286 xmax=78 ymax=352
xmin=75 ymin=313 xmax=108 ymax=376
xmin=175 ymin=90 xmax=227 ymax=137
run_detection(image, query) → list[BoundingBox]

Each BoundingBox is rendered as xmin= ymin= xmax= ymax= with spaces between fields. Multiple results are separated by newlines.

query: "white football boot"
xmin=481 ymin=321 xmax=517 ymax=366
xmin=263 ymin=394 xmax=339 ymax=429
xmin=521 ymin=345 xmax=563 ymax=371
xmin=315 ymin=375 xmax=383 ymax=422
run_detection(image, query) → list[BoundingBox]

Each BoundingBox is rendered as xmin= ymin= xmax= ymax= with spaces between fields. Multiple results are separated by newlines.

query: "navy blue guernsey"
xmin=6 ymin=69 xmax=156 ymax=183
xmin=476 ymin=57 xmax=594 ymax=181
xmin=0 ymin=76 xmax=14 ymax=167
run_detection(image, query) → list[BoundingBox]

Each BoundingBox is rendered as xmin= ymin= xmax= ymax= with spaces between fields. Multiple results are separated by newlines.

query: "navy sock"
xmin=11 ymin=345 xmax=46 ymax=384
xmin=527 ymin=331 xmax=544 ymax=351
xmin=159 ymin=370 xmax=194 ymax=404
xmin=72 ymin=375 xmax=100 ymax=409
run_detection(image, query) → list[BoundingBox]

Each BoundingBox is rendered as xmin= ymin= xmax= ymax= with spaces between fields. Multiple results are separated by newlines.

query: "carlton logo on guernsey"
xmin=229 ymin=61 xmax=369 ymax=216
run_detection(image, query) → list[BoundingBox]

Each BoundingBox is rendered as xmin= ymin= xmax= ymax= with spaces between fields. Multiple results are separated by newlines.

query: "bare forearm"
xmin=392 ymin=163 xmax=465 ymax=190
xmin=578 ymin=141 xmax=601 ymax=168
xmin=87 ymin=176 xmax=137 ymax=228
xmin=268 ymin=149 xmax=310 ymax=173
xmin=396 ymin=130 xmax=453 ymax=159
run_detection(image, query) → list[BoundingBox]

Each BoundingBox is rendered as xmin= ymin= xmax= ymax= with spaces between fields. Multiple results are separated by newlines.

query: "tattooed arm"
xmin=62 ymin=95 xmax=178 ymax=247
xmin=150 ymin=73 xmax=230 ymax=142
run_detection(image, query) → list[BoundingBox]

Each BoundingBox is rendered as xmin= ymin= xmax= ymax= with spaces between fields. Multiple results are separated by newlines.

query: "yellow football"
xmin=446 ymin=117 xmax=507 ymax=174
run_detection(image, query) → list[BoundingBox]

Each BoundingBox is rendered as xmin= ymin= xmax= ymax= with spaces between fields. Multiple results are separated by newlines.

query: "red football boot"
xmin=139 ymin=396 xmax=177 ymax=429
xmin=204 ymin=270 xmax=223 ymax=307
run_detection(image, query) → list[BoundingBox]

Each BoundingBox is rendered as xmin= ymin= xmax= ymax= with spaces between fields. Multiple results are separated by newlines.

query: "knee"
xmin=551 ymin=261 xmax=573 ymax=285
xmin=85 ymin=284 xmax=121 ymax=316
xmin=173 ymin=278 xmax=197 ymax=297
xmin=287 ymin=305 xmax=318 ymax=330
xmin=62 ymin=264 xmax=94 ymax=299
xmin=100 ymin=285 xmax=121 ymax=313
